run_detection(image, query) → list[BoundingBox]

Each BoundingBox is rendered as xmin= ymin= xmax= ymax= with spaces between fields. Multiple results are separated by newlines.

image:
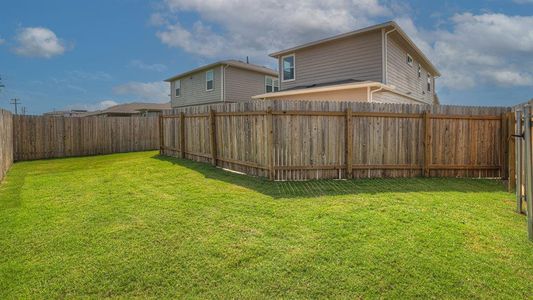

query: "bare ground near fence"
xmin=13 ymin=115 xmax=160 ymax=161
xmin=161 ymin=100 xmax=511 ymax=181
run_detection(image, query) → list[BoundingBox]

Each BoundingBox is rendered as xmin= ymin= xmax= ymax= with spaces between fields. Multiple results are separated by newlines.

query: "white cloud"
xmin=154 ymin=0 xmax=389 ymax=63
xmin=395 ymin=13 xmax=533 ymax=89
xmin=65 ymin=100 xmax=118 ymax=112
xmin=434 ymin=13 xmax=533 ymax=88
xmin=0 ymin=37 xmax=5 ymax=45
xmin=130 ymin=59 xmax=167 ymax=72
xmin=13 ymin=27 xmax=68 ymax=58
xmin=113 ymin=81 xmax=169 ymax=103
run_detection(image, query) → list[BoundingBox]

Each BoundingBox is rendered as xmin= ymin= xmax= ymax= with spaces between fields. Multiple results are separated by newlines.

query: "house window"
xmin=282 ymin=54 xmax=295 ymax=81
xmin=206 ymin=70 xmax=214 ymax=91
xmin=175 ymin=80 xmax=181 ymax=97
xmin=427 ymin=73 xmax=431 ymax=92
xmin=406 ymin=54 xmax=413 ymax=66
xmin=418 ymin=65 xmax=421 ymax=79
xmin=265 ymin=76 xmax=279 ymax=93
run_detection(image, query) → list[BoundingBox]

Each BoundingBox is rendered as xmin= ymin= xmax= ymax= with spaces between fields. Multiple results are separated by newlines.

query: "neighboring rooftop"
xmin=81 ymin=102 xmax=171 ymax=117
xmin=43 ymin=109 xmax=88 ymax=117
xmin=269 ymin=21 xmax=440 ymax=77
xmin=164 ymin=59 xmax=278 ymax=82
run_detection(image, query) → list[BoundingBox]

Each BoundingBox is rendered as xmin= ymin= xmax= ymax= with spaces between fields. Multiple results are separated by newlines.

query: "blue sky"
xmin=0 ymin=0 xmax=531 ymax=114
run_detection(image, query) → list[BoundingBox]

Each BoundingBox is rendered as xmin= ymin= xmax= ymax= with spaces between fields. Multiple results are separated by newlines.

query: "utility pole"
xmin=21 ymin=106 xmax=27 ymax=115
xmin=0 ymin=75 xmax=5 ymax=91
xmin=10 ymin=98 xmax=21 ymax=115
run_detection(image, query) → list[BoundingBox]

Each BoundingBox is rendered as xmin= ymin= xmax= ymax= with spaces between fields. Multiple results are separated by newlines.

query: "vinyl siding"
xmin=225 ymin=66 xmax=276 ymax=102
xmin=386 ymin=34 xmax=435 ymax=104
xmin=170 ymin=67 xmax=222 ymax=107
xmin=279 ymin=30 xmax=383 ymax=90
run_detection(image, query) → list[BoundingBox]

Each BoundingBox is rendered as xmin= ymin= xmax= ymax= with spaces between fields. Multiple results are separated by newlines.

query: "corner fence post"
xmin=179 ymin=112 xmax=185 ymax=159
xmin=345 ymin=107 xmax=353 ymax=179
xmin=266 ymin=107 xmax=274 ymax=180
xmin=209 ymin=109 xmax=217 ymax=166
xmin=515 ymin=110 xmax=523 ymax=213
xmin=423 ymin=111 xmax=431 ymax=177
xmin=159 ymin=114 xmax=164 ymax=155
xmin=523 ymin=105 xmax=533 ymax=241
xmin=508 ymin=112 xmax=516 ymax=192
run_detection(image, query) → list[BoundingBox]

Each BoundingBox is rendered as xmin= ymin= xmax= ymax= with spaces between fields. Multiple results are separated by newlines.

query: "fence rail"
xmin=160 ymin=100 xmax=510 ymax=181
xmin=0 ymin=109 xmax=13 ymax=182
xmin=13 ymin=115 xmax=160 ymax=161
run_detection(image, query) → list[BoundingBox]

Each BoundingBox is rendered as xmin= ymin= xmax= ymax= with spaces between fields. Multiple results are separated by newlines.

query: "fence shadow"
xmin=153 ymin=155 xmax=507 ymax=199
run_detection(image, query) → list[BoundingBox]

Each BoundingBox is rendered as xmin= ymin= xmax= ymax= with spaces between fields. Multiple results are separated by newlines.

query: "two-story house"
xmin=253 ymin=21 xmax=440 ymax=105
xmin=165 ymin=60 xmax=278 ymax=107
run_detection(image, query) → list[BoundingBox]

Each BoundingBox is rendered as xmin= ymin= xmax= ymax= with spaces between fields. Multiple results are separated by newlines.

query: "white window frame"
xmin=406 ymin=54 xmax=413 ymax=66
xmin=265 ymin=76 xmax=279 ymax=93
xmin=205 ymin=69 xmax=214 ymax=91
xmin=427 ymin=73 xmax=432 ymax=92
xmin=175 ymin=79 xmax=181 ymax=97
xmin=418 ymin=64 xmax=421 ymax=79
xmin=281 ymin=54 xmax=295 ymax=82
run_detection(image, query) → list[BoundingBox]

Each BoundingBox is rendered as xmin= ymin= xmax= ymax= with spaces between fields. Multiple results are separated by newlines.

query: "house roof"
xmin=252 ymin=81 xmax=389 ymax=99
xmin=164 ymin=60 xmax=278 ymax=82
xmin=269 ymin=21 xmax=440 ymax=77
xmin=282 ymin=79 xmax=365 ymax=91
xmin=81 ymin=102 xmax=171 ymax=117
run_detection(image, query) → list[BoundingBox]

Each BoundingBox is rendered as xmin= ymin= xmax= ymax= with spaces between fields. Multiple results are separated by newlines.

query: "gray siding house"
xmin=253 ymin=21 xmax=440 ymax=105
xmin=165 ymin=60 xmax=278 ymax=107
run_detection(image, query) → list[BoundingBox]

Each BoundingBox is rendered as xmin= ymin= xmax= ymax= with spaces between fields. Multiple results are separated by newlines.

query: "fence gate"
xmin=515 ymin=103 xmax=533 ymax=241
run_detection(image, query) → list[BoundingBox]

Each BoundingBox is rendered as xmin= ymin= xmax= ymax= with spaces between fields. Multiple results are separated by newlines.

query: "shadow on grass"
xmin=153 ymin=155 xmax=508 ymax=199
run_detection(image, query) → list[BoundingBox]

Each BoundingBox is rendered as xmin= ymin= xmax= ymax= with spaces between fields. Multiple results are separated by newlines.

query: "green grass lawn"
xmin=1 ymin=151 xmax=532 ymax=298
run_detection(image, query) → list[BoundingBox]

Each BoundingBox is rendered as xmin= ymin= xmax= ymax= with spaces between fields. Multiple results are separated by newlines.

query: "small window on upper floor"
xmin=175 ymin=80 xmax=181 ymax=97
xmin=206 ymin=70 xmax=214 ymax=91
xmin=282 ymin=54 xmax=295 ymax=82
xmin=418 ymin=64 xmax=422 ymax=79
xmin=427 ymin=73 xmax=432 ymax=92
xmin=406 ymin=54 xmax=413 ymax=66
xmin=265 ymin=76 xmax=279 ymax=93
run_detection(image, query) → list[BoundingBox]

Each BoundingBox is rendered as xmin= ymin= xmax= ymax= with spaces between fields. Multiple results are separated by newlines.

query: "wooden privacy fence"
xmin=0 ymin=109 xmax=13 ymax=182
xmin=13 ymin=115 xmax=160 ymax=161
xmin=513 ymin=100 xmax=533 ymax=241
xmin=160 ymin=100 xmax=511 ymax=181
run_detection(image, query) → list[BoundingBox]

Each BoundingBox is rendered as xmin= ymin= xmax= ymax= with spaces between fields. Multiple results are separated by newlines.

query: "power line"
xmin=10 ymin=98 xmax=21 ymax=115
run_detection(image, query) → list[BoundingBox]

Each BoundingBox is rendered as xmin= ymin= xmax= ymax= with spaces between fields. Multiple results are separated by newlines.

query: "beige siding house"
xmin=254 ymin=21 xmax=440 ymax=105
xmin=165 ymin=60 xmax=278 ymax=108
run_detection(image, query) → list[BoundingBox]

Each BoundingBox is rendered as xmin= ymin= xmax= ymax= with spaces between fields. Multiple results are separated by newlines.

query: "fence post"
xmin=523 ymin=105 xmax=533 ymax=241
xmin=62 ymin=116 xmax=67 ymax=157
xmin=266 ymin=107 xmax=274 ymax=180
xmin=179 ymin=112 xmax=185 ymax=159
xmin=345 ymin=107 xmax=353 ymax=179
xmin=209 ymin=109 xmax=217 ymax=166
xmin=516 ymin=110 xmax=523 ymax=213
xmin=159 ymin=115 xmax=164 ymax=155
xmin=423 ymin=111 xmax=431 ymax=177
xmin=508 ymin=112 xmax=516 ymax=192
